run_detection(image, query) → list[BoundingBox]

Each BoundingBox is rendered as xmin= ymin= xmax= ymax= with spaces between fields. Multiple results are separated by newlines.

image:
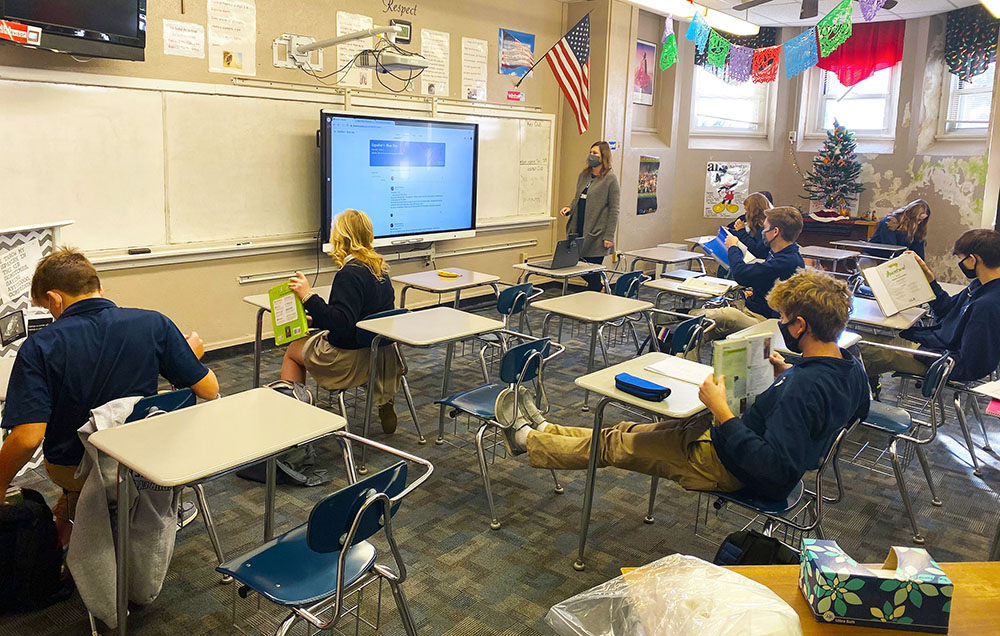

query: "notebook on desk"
xmin=644 ymin=355 xmax=712 ymax=385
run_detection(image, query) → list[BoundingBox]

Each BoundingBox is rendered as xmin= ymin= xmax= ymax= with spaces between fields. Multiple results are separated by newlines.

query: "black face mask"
xmin=778 ymin=318 xmax=803 ymax=354
xmin=764 ymin=227 xmax=778 ymax=251
xmin=958 ymin=256 xmax=977 ymax=280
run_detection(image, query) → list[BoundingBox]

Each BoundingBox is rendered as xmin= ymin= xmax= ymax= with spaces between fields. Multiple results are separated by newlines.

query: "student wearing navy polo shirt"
xmin=0 ymin=248 xmax=219 ymax=536
xmin=861 ymin=229 xmax=1000 ymax=384
xmin=867 ymin=200 xmax=930 ymax=259
xmin=702 ymin=206 xmax=806 ymax=341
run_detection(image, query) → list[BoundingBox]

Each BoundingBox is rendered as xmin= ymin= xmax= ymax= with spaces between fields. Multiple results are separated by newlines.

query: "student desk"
xmin=800 ymin=245 xmax=860 ymax=272
xmin=682 ymin=235 xmax=714 ymax=249
xmin=729 ymin=319 xmax=863 ymax=354
xmin=571 ymin=352 xmax=711 ymax=570
xmin=625 ymin=247 xmax=706 ymax=274
xmin=643 ymin=277 xmax=739 ymax=309
xmin=88 ymin=388 xmax=346 ymax=636
xmin=513 ymin=261 xmax=609 ymax=340
xmin=849 ymin=297 xmax=926 ymax=332
xmin=831 ymin=239 xmax=907 ymax=258
xmin=391 ymin=268 xmax=500 ymax=308
xmin=532 ymin=291 xmax=655 ymax=410
xmin=242 ymin=285 xmax=332 ymax=389
xmin=355 ymin=307 xmax=504 ymax=464
xmin=660 ymin=269 xmax=705 ymax=281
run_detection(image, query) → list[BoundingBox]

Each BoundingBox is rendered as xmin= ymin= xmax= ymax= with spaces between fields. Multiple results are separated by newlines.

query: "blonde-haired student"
xmin=281 ymin=209 xmax=402 ymax=433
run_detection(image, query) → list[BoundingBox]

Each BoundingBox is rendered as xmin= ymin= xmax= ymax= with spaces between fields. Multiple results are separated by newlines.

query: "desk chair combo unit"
xmin=851 ymin=347 xmax=955 ymax=544
xmin=218 ymin=431 xmax=433 ymax=636
xmin=436 ymin=334 xmax=566 ymax=529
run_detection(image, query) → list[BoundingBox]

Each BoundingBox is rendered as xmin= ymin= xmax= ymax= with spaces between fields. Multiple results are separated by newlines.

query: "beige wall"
xmin=3 ymin=0 xmax=571 ymax=349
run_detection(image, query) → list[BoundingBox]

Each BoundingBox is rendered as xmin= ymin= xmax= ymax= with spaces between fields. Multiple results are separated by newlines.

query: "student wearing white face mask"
xmin=559 ymin=141 xmax=620 ymax=291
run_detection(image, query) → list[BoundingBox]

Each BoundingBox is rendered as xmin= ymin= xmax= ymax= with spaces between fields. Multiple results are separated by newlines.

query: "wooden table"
xmin=89 ymin=388 xmax=346 ymax=636
xmin=391 ymin=268 xmax=500 ymax=308
xmin=356 ymin=307 xmax=504 ymax=457
xmin=729 ymin=562 xmax=999 ymax=635
xmin=242 ymin=285 xmax=332 ymax=389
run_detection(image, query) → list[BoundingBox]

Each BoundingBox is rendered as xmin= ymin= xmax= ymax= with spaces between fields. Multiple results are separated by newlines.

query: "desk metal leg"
xmin=116 ymin=466 xmax=131 ymax=636
xmin=582 ymin=322 xmax=598 ymax=412
xmin=436 ymin=341 xmax=456 ymax=444
xmin=253 ymin=307 xmax=265 ymax=388
xmin=264 ymin=458 xmax=277 ymax=540
xmin=453 ymin=289 xmax=461 ymax=309
xmin=575 ymin=397 xmax=611 ymax=571
xmin=400 ymin=285 xmax=410 ymax=309
xmin=644 ymin=312 xmax=658 ymax=356
xmin=359 ymin=336 xmax=382 ymax=473
xmin=558 ymin=278 xmax=568 ymax=341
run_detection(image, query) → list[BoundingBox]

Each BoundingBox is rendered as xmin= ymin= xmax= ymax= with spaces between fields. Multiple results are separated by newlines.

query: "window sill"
xmin=798 ymin=134 xmax=894 ymax=155
xmin=688 ymin=133 xmax=773 ymax=151
xmin=924 ymin=135 xmax=989 ymax=156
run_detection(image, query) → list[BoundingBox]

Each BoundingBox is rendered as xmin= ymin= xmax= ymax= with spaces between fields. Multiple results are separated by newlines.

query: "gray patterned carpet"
xmin=4 ymin=283 xmax=999 ymax=635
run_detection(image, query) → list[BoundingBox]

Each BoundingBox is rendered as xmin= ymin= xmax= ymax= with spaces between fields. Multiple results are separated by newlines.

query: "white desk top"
xmin=575 ymin=353 xmax=709 ymax=419
xmin=849 ymin=297 xmax=926 ymax=330
xmin=88 ymin=388 xmax=345 ymax=487
xmin=684 ymin=235 xmax=714 ymax=246
xmin=625 ymin=246 xmax=704 ymax=264
xmin=800 ymin=245 xmax=860 ymax=261
xmin=531 ymin=291 xmax=653 ymax=323
xmin=513 ymin=262 xmax=606 ymax=278
xmin=391 ymin=268 xmax=499 ymax=292
xmin=643 ymin=277 xmax=724 ymax=299
xmin=728 ymin=319 xmax=862 ymax=354
xmin=242 ymin=285 xmax=333 ymax=312
xmin=661 ymin=269 xmax=705 ymax=281
xmin=657 ymin=242 xmax=688 ymax=250
xmin=830 ymin=240 xmax=906 ymax=254
xmin=0 ymin=356 xmax=14 ymax=402
xmin=355 ymin=306 xmax=503 ymax=347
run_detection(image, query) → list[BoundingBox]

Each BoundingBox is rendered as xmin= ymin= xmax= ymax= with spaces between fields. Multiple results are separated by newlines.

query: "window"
xmin=690 ymin=65 xmax=770 ymax=136
xmin=940 ymin=62 xmax=994 ymax=137
xmin=806 ymin=66 xmax=900 ymax=138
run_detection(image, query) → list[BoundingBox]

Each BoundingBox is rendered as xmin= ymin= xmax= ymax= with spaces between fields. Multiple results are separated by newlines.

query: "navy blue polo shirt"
xmin=1 ymin=298 xmax=209 ymax=466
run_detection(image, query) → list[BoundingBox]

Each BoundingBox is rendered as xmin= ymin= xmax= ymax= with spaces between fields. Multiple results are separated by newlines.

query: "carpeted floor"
xmin=4 ymin=283 xmax=1000 ymax=635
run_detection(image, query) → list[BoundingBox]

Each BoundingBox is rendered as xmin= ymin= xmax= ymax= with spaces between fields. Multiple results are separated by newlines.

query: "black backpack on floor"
xmin=0 ymin=488 xmax=73 ymax=614
xmin=713 ymin=529 xmax=800 ymax=566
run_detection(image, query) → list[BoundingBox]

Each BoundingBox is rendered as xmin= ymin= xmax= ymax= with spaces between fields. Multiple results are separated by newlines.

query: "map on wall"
xmin=705 ymin=161 xmax=750 ymax=219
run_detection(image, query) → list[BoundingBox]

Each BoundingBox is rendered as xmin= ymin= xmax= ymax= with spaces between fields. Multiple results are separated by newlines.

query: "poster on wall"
xmin=421 ymin=28 xmax=450 ymax=96
xmin=0 ymin=238 xmax=43 ymax=304
xmin=633 ymin=40 xmax=656 ymax=106
xmin=461 ymin=37 xmax=488 ymax=100
xmin=207 ymin=0 xmax=256 ymax=76
xmin=499 ymin=28 xmax=535 ymax=78
xmin=705 ymin=161 xmax=751 ymax=218
xmin=638 ymin=156 xmax=659 ymax=215
xmin=337 ymin=12 xmax=374 ymax=88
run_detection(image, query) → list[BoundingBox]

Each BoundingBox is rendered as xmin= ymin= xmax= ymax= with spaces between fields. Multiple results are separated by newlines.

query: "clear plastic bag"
xmin=546 ymin=554 xmax=803 ymax=636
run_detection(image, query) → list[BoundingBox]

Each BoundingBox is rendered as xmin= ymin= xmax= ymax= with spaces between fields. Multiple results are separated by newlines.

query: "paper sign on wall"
xmin=337 ymin=12 xmax=374 ymax=88
xmin=705 ymin=161 xmax=751 ymax=219
xmin=0 ymin=19 xmax=41 ymax=46
xmin=0 ymin=239 xmax=43 ymax=305
xmin=207 ymin=0 xmax=256 ymax=76
xmin=163 ymin=19 xmax=205 ymax=59
xmin=461 ymin=37 xmax=488 ymax=101
xmin=421 ymin=29 xmax=450 ymax=96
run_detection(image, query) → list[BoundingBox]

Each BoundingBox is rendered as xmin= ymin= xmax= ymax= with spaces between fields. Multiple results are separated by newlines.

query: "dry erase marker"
xmin=236 ymin=241 xmax=253 ymax=247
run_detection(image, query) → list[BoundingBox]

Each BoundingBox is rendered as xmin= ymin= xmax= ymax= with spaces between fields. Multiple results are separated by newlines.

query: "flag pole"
xmin=514 ymin=11 xmax=591 ymax=89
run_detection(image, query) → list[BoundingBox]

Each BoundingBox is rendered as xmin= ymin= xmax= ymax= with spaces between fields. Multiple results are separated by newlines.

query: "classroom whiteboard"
xmin=0 ymin=74 xmax=553 ymax=253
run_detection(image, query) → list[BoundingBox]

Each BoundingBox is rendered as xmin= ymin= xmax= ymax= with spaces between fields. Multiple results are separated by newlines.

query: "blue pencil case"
xmin=614 ymin=373 xmax=671 ymax=402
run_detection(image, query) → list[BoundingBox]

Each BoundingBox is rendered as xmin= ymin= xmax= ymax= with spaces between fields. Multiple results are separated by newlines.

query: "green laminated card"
xmin=269 ymin=282 xmax=309 ymax=346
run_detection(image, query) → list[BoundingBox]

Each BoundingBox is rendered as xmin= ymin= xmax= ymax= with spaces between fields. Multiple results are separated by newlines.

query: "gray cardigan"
xmin=565 ymin=170 xmax=620 ymax=258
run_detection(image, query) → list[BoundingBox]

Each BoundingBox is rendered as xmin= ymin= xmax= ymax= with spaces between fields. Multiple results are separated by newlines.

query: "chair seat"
xmin=863 ymin=401 xmax=912 ymax=435
xmin=434 ymin=383 xmax=505 ymax=420
xmin=707 ymin=481 xmax=804 ymax=515
xmin=217 ymin=524 xmax=377 ymax=607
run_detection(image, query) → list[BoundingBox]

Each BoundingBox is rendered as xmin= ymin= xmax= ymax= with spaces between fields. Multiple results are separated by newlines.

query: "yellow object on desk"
xmin=437 ymin=270 xmax=461 ymax=278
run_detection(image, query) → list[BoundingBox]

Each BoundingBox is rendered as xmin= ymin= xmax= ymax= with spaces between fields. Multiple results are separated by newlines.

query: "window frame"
xmin=937 ymin=62 xmax=995 ymax=140
xmin=802 ymin=65 xmax=901 ymax=141
xmin=689 ymin=63 xmax=775 ymax=139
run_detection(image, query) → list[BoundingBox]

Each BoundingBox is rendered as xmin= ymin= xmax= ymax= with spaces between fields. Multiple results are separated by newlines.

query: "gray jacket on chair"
xmin=565 ymin=171 xmax=620 ymax=258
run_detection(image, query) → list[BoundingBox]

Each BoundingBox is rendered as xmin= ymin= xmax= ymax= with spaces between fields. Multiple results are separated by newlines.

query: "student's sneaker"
xmin=868 ymin=375 xmax=882 ymax=401
xmin=494 ymin=388 xmax=531 ymax=455
xmin=514 ymin=386 xmax=550 ymax=429
xmin=177 ymin=500 xmax=199 ymax=531
xmin=379 ymin=401 xmax=398 ymax=434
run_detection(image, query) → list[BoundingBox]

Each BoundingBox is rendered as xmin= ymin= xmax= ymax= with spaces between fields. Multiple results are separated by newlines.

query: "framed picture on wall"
xmin=633 ymin=40 xmax=656 ymax=106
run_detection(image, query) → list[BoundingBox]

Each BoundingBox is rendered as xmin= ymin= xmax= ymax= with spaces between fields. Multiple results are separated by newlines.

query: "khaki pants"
xmin=858 ymin=333 xmax=930 ymax=378
xmin=700 ymin=304 xmax=766 ymax=343
xmin=44 ymin=461 xmax=86 ymax=523
xmin=525 ymin=413 xmax=743 ymax=493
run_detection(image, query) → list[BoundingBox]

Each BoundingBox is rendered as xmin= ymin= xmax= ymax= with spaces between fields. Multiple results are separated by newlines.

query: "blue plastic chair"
xmin=670 ymin=316 xmax=708 ymax=357
xmin=475 ymin=283 xmax=544 ymax=381
xmin=435 ymin=335 xmax=564 ymax=529
xmin=861 ymin=353 xmax=954 ymax=543
xmin=218 ymin=431 xmax=432 ymax=636
xmin=598 ymin=271 xmax=650 ymax=356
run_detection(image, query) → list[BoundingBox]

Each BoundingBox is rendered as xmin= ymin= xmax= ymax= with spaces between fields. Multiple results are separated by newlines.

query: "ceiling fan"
xmin=731 ymin=0 xmax=897 ymax=21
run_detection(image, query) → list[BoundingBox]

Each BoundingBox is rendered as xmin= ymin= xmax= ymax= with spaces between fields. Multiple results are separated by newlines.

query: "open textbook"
xmin=269 ymin=282 xmax=309 ymax=346
xmin=644 ymin=354 xmax=713 ymax=385
xmin=701 ymin=226 xmax=760 ymax=269
xmin=678 ymin=276 xmax=739 ymax=296
xmin=713 ymin=332 xmax=773 ymax=416
xmin=862 ymin=252 xmax=936 ymax=317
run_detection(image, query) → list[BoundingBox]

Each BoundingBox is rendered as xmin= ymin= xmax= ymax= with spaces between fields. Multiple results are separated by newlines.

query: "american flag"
xmin=534 ymin=14 xmax=590 ymax=134
xmin=500 ymin=30 xmax=535 ymax=71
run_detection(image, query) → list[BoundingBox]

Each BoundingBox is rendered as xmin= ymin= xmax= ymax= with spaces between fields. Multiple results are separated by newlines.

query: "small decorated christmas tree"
xmin=802 ymin=120 xmax=864 ymax=215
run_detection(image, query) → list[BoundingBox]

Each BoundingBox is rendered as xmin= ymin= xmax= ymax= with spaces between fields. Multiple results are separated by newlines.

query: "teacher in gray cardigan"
xmin=559 ymin=141 xmax=620 ymax=291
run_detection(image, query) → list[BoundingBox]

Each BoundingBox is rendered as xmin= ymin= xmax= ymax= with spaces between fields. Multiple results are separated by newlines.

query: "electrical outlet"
xmin=788 ymin=130 xmax=797 ymax=143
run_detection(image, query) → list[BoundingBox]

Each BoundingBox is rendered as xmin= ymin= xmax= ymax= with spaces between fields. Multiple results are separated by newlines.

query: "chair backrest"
xmin=499 ymin=338 xmax=551 ymax=385
xmin=922 ymin=353 xmax=955 ymax=399
xmin=613 ymin=271 xmax=647 ymax=299
xmin=356 ymin=308 xmax=409 ymax=348
xmin=496 ymin=283 xmax=533 ymax=317
xmin=125 ymin=388 xmax=196 ymax=423
xmin=307 ymin=460 xmax=408 ymax=553
xmin=671 ymin=317 xmax=704 ymax=356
